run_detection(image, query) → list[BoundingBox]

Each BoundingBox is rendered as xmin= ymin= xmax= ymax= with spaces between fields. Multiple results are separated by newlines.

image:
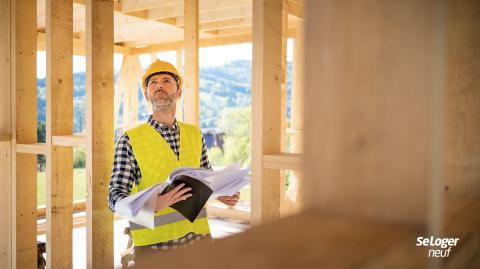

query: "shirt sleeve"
xmin=200 ymin=134 xmax=213 ymax=170
xmin=107 ymin=134 xmax=141 ymax=212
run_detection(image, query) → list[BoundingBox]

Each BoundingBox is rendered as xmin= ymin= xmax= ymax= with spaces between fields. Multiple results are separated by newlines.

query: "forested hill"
xmin=36 ymin=59 xmax=291 ymax=132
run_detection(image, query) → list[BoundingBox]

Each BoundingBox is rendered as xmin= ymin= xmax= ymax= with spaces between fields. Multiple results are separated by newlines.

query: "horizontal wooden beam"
xmin=119 ymin=0 xmax=177 ymax=13
xmin=263 ymin=153 xmax=302 ymax=171
xmin=37 ymin=32 xmax=126 ymax=56
xmin=37 ymin=200 xmax=86 ymax=220
xmin=131 ymin=27 xmax=297 ymax=54
xmin=52 ymin=135 xmax=86 ymax=148
xmin=130 ymin=32 xmax=249 ymax=53
xmin=286 ymin=129 xmax=302 ymax=136
xmin=172 ymin=5 xmax=252 ymax=26
xmin=16 ymin=143 xmax=46 ymax=155
xmin=285 ymin=0 xmax=303 ymax=18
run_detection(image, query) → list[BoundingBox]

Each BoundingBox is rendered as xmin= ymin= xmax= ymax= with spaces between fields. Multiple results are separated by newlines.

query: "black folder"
xmin=162 ymin=175 xmax=213 ymax=222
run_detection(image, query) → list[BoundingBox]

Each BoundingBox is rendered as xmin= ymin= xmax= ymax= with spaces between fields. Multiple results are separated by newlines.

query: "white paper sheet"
xmin=114 ymin=163 xmax=250 ymax=229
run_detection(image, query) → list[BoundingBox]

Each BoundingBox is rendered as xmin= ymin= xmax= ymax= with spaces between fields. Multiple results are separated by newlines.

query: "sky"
xmin=36 ymin=39 xmax=294 ymax=78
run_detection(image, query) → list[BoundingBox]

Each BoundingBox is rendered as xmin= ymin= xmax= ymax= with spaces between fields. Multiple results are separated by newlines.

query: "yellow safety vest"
xmin=125 ymin=121 xmax=210 ymax=246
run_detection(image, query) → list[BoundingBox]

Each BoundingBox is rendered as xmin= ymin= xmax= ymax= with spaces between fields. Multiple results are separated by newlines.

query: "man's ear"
xmin=176 ymin=88 xmax=182 ymax=99
xmin=144 ymin=90 xmax=149 ymax=101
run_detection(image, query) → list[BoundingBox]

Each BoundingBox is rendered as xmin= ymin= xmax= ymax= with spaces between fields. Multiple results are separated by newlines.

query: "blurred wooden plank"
xmin=0 ymin=133 xmax=10 ymax=142
xmin=85 ymin=0 xmax=115 ymax=267
xmin=443 ymin=0 xmax=480 ymax=253
xmin=251 ymin=0 xmax=283 ymax=225
xmin=303 ymin=0 xmax=446 ymax=224
xmin=138 ymin=209 xmax=428 ymax=268
xmin=0 ymin=0 xmax=13 ymax=267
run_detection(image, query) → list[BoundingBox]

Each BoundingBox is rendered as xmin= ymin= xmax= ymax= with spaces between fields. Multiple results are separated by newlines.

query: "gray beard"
xmin=150 ymin=95 xmax=176 ymax=112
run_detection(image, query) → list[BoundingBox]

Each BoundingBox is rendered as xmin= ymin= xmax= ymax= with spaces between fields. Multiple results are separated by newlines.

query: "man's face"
xmin=145 ymin=73 xmax=182 ymax=111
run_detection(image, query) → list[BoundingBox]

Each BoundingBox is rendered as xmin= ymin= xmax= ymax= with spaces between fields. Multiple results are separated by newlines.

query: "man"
xmin=108 ymin=60 xmax=240 ymax=261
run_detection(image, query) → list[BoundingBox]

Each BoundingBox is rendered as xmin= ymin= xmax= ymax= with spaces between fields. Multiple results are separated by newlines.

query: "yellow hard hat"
xmin=142 ymin=59 xmax=183 ymax=90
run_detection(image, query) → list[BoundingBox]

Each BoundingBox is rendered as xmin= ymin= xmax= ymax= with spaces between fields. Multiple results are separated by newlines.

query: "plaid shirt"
xmin=108 ymin=116 xmax=212 ymax=249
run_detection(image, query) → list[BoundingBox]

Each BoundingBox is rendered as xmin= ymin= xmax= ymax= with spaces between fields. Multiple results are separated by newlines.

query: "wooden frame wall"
xmin=86 ymin=0 xmax=115 ymax=268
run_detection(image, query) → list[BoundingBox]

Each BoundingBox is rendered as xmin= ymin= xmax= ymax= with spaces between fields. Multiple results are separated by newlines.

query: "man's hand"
xmin=217 ymin=192 xmax=240 ymax=207
xmin=155 ymin=183 xmax=192 ymax=212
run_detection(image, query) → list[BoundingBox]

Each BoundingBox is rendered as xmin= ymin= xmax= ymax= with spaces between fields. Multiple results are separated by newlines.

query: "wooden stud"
xmin=86 ymin=0 xmax=115 ymax=268
xmin=0 ymin=0 xmax=12 ymax=267
xmin=14 ymin=0 xmax=38 ymax=267
xmin=303 ymin=0 xmax=447 ymax=225
xmin=286 ymin=18 xmax=305 ymax=212
xmin=183 ymin=0 xmax=200 ymax=125
xmin=116 ymin=53 xmax=142 ymax=129
xmin=279 ymin=2 xmax=288 ymax=214
xmin=251 ymin=0 xmax=283 ymax=224
xmin=175 ymin=48 xmax=184 ymax=121
xmin=45 ymin=0 xmax=74 ymax=267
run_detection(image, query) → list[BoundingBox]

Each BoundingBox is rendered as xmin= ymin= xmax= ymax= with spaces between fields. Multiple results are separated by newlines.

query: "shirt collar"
xmin=147 ymin=115 xmax=178 ymax=133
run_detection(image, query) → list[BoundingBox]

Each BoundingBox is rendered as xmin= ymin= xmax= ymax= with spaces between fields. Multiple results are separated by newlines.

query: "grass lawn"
xmin=37 ymin=168 xmax=87 ymax=206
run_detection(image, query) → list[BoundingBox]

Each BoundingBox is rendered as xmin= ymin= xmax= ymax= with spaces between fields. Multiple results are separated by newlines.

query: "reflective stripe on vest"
xmin=125 ymin=122 xmax=210 ymax=246
xmin=129 ymin=208 xmax=207 ymax=231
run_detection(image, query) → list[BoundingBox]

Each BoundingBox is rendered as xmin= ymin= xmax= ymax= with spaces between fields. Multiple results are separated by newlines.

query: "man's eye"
xmin=163 ymin=80 xmax=171 ymax=83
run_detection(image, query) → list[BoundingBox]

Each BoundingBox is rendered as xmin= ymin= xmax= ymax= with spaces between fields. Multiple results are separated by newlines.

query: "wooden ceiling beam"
xmin=37 ymin=32 xmax=126 ymax=55
xmin=118 ymin=0 xmax=176 ymax=13
xmin=129 ymin=26 xmax=297 ymax=54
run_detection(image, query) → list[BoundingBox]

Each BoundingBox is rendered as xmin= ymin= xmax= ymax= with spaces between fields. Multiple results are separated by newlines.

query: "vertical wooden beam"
xmin=117 ymin=53 xmax=141 ymax=129
xmin=303 ymin=0 xmax=446 ymax=226
xmin=14 ymin=0 xmax=37 ymax=267
xmin=183 ymin=0 xmax=200 ymax=125
xmin=251 ymin=0 xmax=283 ymax=224
xmin=175 ymin=48 xmax=183 ymax=121
xmin=286 ymin=18 xmax=304 ymax=212
xmin=279 ymin=2 xmax=288 ymax=215
xmin=45 ymin=0 xmax=73 ymax=267
xmin=0 ymin=0 xmax=12 ymax=268
xmin=86 ymin=0 xmax=114 ymax=268
xmin=443 ymin=0 xmax=480 ymax=237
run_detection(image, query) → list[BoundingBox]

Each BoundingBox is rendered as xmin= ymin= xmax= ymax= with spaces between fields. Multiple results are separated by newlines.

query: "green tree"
xmin=73 ymin=148 xmax=86 ymax=168
xmin=217 ymin=106 xmax=251 ymax=167
xmin=37 ymin=121 xmax=46 ymax=171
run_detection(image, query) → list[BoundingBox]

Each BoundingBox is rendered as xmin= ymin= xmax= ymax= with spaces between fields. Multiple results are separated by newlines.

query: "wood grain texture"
xmin=0 ymin=0 xmax=12 ymax=267
xmin=14 ymin=0 xmax=38 ymax=267
xmin=251 ymin=0 xmax=283 ymax=224
xmin=303 ymin=0 xmax=447 ymax=225
xmin=183 ymin=0 xmax=200 ymax=125
xmin=86 ymin=0 xmax=115 ymax=268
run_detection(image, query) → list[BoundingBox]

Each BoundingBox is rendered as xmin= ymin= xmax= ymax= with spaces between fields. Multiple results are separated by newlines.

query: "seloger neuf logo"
xmin=416 ymin=236 xmax=459 ymax=258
